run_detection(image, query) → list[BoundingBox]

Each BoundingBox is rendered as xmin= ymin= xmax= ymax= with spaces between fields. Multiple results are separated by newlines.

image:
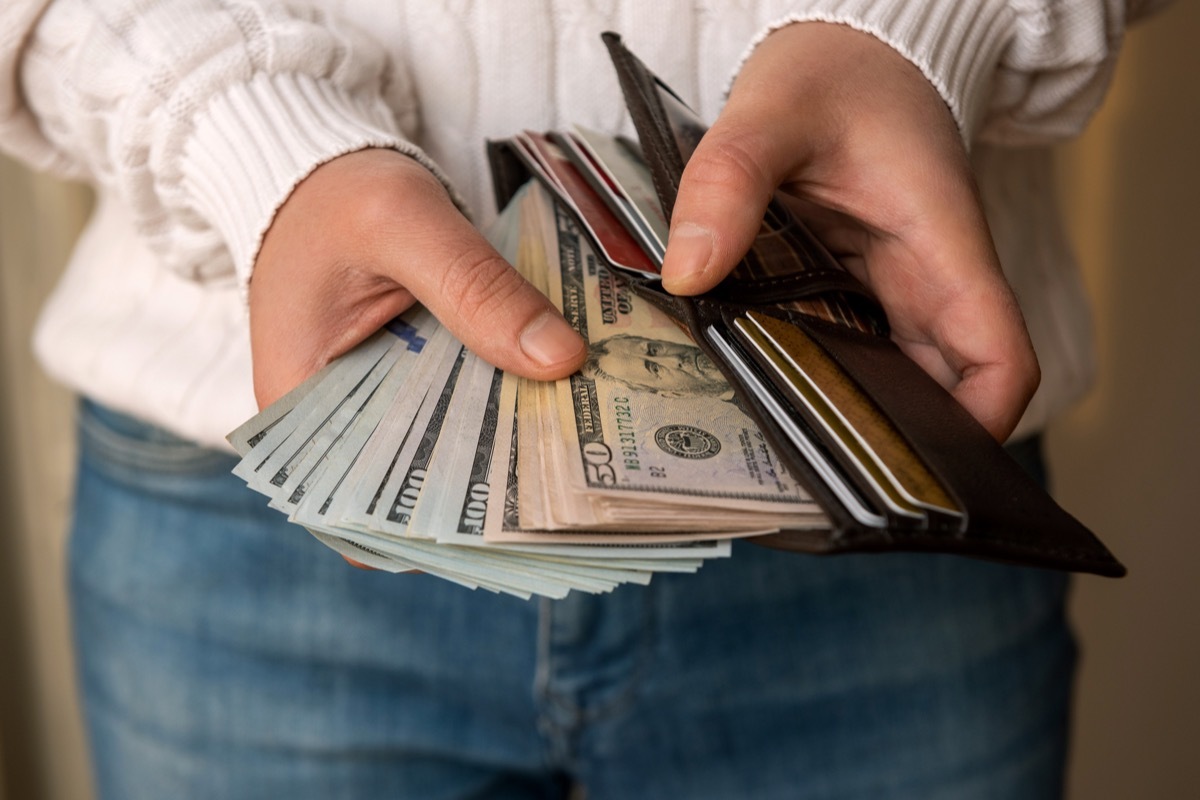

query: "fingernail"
xmin=519 ymin=311 xmax=584 ymax=367
xmin=662 ymin=222 xmax=714 ymax=293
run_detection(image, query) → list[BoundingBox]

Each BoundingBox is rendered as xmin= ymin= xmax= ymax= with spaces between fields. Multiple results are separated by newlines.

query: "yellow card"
xmin=739 ymin=311 xmax=961 ymax=518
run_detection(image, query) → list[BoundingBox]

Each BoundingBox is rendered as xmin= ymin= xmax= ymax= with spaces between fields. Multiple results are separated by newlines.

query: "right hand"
xmin=249 ymin=148 xmax=586 ymax=410
xmin=659 ymin=22 xmax=1039 ymax=442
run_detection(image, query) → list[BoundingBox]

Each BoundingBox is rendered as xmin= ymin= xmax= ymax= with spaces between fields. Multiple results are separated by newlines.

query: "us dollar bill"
xmin=324 ymin=323 xmax=456 ymax=532
xmin=404 ymin=351 xmax=502 ymax=540
xmin=232 ymin=332 xmax=396 ymax=492
xmin=370 ymin=344 xmax=469 ymax=537
xmin=517 ymin=184 xmax=824 ymax=528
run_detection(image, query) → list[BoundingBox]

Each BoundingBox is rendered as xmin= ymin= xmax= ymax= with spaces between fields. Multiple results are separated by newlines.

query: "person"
xmin=0 ymin=1 xmax=1169 ymax=797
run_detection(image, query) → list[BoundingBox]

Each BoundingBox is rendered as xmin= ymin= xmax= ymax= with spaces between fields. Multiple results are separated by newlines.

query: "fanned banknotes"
xmin=231 ymin=33 xmax=1125 ymax=595
xmin=229 ymin=184 xmax=803 ymax=599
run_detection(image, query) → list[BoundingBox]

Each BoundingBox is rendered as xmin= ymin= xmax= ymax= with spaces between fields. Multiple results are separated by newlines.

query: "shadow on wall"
xmin=0 ymin=157 xmax=93 ymax=800
xmin=1052 ymin=4 xmax=1200 ymax=799
xmin=0 ymin=349 xmax=40 ymax=800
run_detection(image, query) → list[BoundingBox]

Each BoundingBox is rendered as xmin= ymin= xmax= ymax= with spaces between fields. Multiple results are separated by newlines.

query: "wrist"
xmin=737 ymin=0 xmax=1014 ymax=144
xmin=183 ymin=73 xmax=450 ymax=298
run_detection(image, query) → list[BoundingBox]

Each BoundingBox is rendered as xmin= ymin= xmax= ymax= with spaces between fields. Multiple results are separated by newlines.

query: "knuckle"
xmin=684 ymin=132 xmax=773 ymax=202
xmin=343 ymin=192 xmax=406 ymax=248
xmin=350 ymin=170 xmax=449 ymax=242
xmin=1022 ymin=352 xmax=1042 ymax=399
xmin=438 ymin=249 xmax=529 ymax=319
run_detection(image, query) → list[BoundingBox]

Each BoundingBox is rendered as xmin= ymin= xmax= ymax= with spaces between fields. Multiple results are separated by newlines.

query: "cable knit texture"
xmin=0 ymin=0 xmax=1150 ymax=447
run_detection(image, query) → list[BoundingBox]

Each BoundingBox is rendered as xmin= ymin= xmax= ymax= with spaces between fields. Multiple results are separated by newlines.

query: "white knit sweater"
xmin=0 ymin=0 xmax=1162 ymax=448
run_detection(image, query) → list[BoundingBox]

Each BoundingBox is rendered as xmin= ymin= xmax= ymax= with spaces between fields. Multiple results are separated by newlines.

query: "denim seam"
xmin=534 ymin=595 xmax=657 ymax=730
xmin=534 ymin=598 xmax=577 ymax=770
xmin=565 ymin=588 xmax=657 ymax=727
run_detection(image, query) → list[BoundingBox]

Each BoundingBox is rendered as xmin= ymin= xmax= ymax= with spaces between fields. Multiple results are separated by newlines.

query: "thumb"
xmin=660 ymin=120 xmax=789 ymax=295
xmin=396 ymin=197 xmax=586 ymax=380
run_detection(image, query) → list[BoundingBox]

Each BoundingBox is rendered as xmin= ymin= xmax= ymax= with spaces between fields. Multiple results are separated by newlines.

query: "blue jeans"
xmin=70 ymin=400 xmax=1075 ymax=799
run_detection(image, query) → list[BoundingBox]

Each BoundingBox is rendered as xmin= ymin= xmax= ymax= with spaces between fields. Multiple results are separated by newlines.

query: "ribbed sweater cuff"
xmin=182 ymin=72 xmax=456 ymax=296
xmin=741 ymin=0 xmax=1015 ymax=144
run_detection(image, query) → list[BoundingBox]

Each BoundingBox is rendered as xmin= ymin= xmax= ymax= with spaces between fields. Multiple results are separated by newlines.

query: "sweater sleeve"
xmin=743 ymin=0 xmax=1169 ymax=147
xmin=0 ymin=0 xmax=456 ymax=291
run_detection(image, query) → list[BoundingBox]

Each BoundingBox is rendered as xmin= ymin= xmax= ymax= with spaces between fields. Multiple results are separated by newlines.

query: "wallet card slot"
xmin=731 ymin=315 xmax=929 ymax=522
xmin=705 ymin=324 xmax=888 ymax=530
xmin=511 ymin=131 xmax=660 ymax=278
xmin=557 ymin=128 xmax=669 ymax=264
xmin=738 ymin=311 xmax=962 ymax=520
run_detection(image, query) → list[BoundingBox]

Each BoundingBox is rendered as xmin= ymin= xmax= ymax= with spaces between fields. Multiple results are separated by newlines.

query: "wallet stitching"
xmin=733 ymin=270 xmax=850 ymax=285
xmin=603 ymin=33 xmax=684 ymax=216
xmin=719 ymin=270 xmax=859 ymax=294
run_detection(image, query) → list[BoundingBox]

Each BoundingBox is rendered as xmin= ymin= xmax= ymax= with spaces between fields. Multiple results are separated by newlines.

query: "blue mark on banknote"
xmin=385 ymin=317 xmax=428 ymax=352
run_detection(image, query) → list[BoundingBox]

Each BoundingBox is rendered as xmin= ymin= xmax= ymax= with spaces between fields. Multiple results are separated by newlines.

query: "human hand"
xmin=250 ymin=148 xmax=586 ymax=570
xmin=249 ymin=148 xmax=586 ymax=409
xmin=659 ymin=22 xmax=1038 ymax=442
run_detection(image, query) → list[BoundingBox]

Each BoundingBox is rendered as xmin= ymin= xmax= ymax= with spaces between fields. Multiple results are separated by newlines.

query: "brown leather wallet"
xmin=487 ymin=32 xmax=1124 ymax=578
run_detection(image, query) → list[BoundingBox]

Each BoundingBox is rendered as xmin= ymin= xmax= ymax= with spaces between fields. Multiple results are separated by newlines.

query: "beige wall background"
xmin=0 ymin=5 xmax=1197 ymax=798
xmin=1050 ymin=2 xmax=1200 ymax=796
xmin=0 ymin=146 xmax=91 ymax=800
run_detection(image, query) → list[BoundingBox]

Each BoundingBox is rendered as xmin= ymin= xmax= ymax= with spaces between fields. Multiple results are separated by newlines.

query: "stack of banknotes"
xmin=229 ymin=182 xmax=829 ymax=599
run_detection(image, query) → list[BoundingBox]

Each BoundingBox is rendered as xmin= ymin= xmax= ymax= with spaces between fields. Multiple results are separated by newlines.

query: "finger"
xmin=897 ymin=320 xmax=1040 ymax=442
xmin=868 ymin=229 xmax=1041 ymax=442
xmin=388 ymin=194 xmax=586 ymax=381
xmin=788 ymin=198 xmax=1040 ymax=437
xmin=341 ymin=555 xmax=424 ymax=575
xmin=939 ymin=287 xmax=1041 ymax=442
xmin=660 ymin=117 xmax=791 ymax=295
xmin=888 ymin=212 xmax=1040 ymax=442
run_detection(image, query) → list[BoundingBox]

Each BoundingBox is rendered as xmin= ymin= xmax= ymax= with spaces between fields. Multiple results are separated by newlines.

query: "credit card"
xmin=741 ymin=311 xmax=960 ymax=518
